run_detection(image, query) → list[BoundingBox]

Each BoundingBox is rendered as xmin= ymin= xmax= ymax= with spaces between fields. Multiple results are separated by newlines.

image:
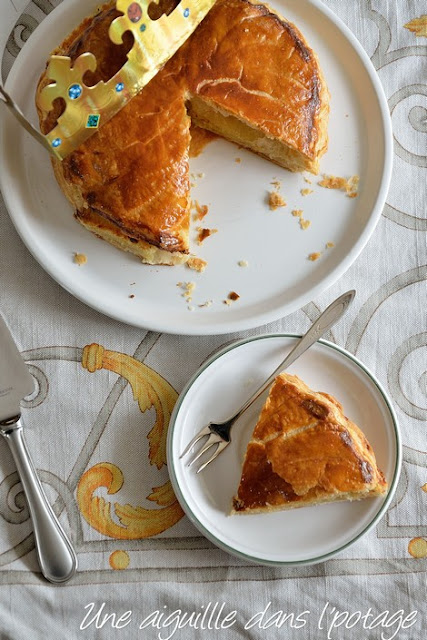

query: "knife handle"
xmin=1 ymin=419 xmax=78 ymax=583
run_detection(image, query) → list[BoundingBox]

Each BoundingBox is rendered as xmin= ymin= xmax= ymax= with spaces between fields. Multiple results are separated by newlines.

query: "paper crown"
xmin=36 ymin=0 xmax=215 ymax=160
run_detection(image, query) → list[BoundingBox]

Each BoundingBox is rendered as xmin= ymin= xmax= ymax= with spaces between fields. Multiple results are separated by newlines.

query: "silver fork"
xmin=180 ymin=290 xmax=355 ymax=472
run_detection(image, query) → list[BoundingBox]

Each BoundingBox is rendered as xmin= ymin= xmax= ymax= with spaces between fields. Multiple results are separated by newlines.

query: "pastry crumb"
xmin=270 ymin=178 xmax=281 ymax=190
xmin=197 ymin=172 xmax=205 ymax=179
xmin=308 ymin=252 xmax=322 ymax=261
xmin=292 ymin=208 xmax=310 ymax=229
xmin=224 ymin=292 xmax=240 ymax=305
xmin=197 ymin=227 xmax=218 ymax=245
xmin=238 ymin=259 xmax=249 ymax=267
xmin=318 ymin=175 xmax=347 ymax=190
xmin=318 ymin=174 xmax=359 ymax=197
xmin=129 ymin=294 xmax=135 ymax=299
xmin=326 ymin=241 xmax=335 ymax=249
xmin=177 ymin=281 xmax=196 ymax=302
xmin=235 ymin=157 xmax=241 ymax=163
xmin=192 ymin=200 xmax=209 ymax=221
xmin=187 ymin=257 xmax=207 ymax=272
xmin=73 ymin=252 xmax=87 ymax=266
xmin=301 ymin=188 xmax=313 ymax=196
xmin=198 ymin=299 xmax=213 ymax=308
xmin=304 ymin=176 xmax=312 ymax=184
xmin=268 ymin=191 xmax=286 ymax=210
xmin=187 ymin=305 xmax=195 ymax=312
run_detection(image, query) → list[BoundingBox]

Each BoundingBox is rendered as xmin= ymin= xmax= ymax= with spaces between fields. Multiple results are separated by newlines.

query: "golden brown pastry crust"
xmin=36 ymin=0 xmax=329 ymax=264
xmin=232 ymin=373 xmax=387 ymax=514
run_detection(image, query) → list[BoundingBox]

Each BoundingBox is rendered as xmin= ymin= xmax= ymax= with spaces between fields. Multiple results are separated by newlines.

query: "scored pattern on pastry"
xmin=232 ymin=373 xmax=387 ymax=514
xmin=36 ymin=0 xmax=329 ymax=266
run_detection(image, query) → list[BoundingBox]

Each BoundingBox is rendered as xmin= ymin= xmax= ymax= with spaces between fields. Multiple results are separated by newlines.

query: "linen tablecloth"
xmin=0 ymin=1 xmax=426 ymax=638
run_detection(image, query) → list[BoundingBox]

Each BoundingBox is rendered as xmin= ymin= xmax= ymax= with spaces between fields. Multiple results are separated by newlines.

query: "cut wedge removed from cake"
xmin=36 ymin=0 xmax=329 ymax=266
xmin=232 ymin=373 xmax=387 ymax=514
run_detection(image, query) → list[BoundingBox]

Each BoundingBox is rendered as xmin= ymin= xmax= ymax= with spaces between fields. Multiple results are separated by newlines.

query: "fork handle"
xmin=0 ymin=418 xmax=78 ymax=583
xmin=230 ymin=290 xmax=355 ymax=425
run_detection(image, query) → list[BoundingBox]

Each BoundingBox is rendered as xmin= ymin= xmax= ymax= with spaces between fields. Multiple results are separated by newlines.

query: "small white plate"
xmin=167 ymin=335 xmax=401 ymax=565
xmin=0 ymin=0 xmax=392 ymax=334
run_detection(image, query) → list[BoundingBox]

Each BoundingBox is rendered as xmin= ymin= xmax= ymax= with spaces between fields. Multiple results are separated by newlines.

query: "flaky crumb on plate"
xmin=177 ymin=281 xmax=196 ymax=302
xmin=191 ymin=200 xmax=209 ymax=221
xmin=268 ymin=191 xmax=286 ymax=210
xmin=318 ymin=174 xmax=359 ymax=197
xmin=187 ymin=257 xmax=207 ymax=272
xmin=224 ymin=291 xmax=240 ymax=305
xmin=196 ymin=227 xmax=218 ymax=245
xmin=73 ymin=252 xmax=87 ymax=266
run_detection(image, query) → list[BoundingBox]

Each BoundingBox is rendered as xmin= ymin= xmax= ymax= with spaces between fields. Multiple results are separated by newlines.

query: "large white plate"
xmin=0 ymin=0 xmax=392 ymax=335
xmin=167 ymin=335 xmax=401 ymax=565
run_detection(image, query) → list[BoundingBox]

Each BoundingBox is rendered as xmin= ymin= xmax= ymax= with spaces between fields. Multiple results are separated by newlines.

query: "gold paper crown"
xmin=36 ymin=0 xmax=215 ymax=160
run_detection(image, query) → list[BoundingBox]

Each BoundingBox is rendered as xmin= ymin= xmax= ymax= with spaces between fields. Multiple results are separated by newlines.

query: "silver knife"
xmin=0 ymin=314 xmax=77 ymax=583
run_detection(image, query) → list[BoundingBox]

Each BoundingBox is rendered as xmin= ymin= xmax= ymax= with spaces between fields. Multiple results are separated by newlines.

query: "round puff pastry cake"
xmin=36 ymin=0 xmax=329 ymax=266
xmin=232 ymin=373 xmax=387 ymax=514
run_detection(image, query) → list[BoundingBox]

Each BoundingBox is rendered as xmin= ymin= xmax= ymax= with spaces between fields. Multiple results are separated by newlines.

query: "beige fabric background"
xmin=0 ymin=1 xmax=426 ymax=638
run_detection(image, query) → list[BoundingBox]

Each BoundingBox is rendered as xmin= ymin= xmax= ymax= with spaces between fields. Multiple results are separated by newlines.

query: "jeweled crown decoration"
xmin=37 ymin=0 xmax=215 ymax=160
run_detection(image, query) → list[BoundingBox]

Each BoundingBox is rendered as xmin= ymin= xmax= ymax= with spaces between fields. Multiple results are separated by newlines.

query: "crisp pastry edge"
xmin=231 ymin=372 xmax=388 ymax=515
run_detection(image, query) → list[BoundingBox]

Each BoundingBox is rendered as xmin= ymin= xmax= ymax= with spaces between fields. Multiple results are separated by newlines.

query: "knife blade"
xmin=0 ymin=314 xmax=77 ymax=583
xmin=0 ymin=314 xmax=34 ymax=422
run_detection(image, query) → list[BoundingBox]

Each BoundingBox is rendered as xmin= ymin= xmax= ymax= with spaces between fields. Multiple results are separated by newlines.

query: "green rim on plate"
xmin=167 ymin=334 xmax=402 ymax=566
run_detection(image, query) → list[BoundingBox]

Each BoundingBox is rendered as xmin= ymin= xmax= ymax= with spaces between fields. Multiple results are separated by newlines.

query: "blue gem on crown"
xmin=52 ymin=137 xmax=62 ymax=148
xmin=140 ymin=23 xmax=146 ymax=32
xmin=86 ymin=114 xmax=100 ymax=129
xmin=183 ymin=8 xmax=190 ymax=18
xmin=68 ymin=83 xmax=82 ymax=100
xmin=115 ymin=82 xmax=125 ymax=92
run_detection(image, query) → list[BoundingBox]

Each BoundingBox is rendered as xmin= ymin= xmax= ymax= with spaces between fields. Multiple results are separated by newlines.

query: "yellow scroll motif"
xmin=77 ymin=344 xmax=184 ymax=539
xmin=404 ymin=16 xmax=427 ymax=37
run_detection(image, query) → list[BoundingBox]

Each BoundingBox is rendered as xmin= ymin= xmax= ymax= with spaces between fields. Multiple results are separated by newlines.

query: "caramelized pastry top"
xmin=37 ymin=0 xmax=328 ymax=252
xmin=182 ymin=0 xmax=325 ymax=157
xmin=233 ymin=373 xmax=387 ymax=512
